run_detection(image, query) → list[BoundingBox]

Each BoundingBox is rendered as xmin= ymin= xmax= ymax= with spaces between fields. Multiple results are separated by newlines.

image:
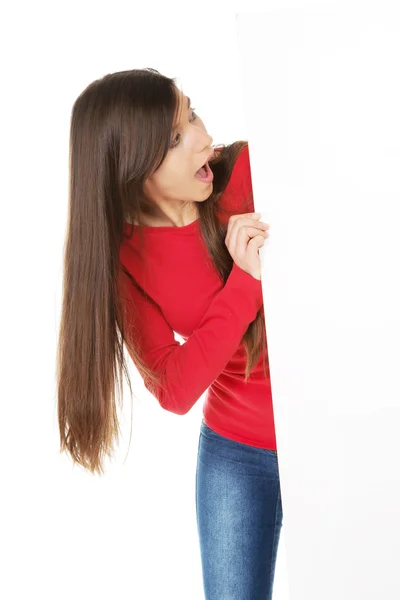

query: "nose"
xmin=200 ymin=125 xmax=213 ymax=148
xmin=205 ymin=135 xmax=213 ymax=150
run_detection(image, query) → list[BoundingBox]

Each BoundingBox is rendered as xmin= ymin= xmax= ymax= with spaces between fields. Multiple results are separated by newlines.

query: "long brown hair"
xmin=56 ymin=68 xmax=268 ymax=476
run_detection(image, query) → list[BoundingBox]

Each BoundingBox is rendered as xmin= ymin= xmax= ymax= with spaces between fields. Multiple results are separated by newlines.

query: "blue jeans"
xmin=196 ymin=419 xmax=283 ymax=600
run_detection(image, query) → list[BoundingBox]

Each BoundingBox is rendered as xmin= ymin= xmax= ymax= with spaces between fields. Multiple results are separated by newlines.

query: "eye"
xmin=170 ymin=108 xmax=198 ymax=149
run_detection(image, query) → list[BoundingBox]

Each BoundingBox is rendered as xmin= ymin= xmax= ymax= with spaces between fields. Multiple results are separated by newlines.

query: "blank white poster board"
xmin=236 ymin=5 xmax=400 ymax=600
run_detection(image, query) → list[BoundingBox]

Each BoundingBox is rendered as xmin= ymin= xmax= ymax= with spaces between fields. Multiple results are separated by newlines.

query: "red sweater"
xmin=119 ymin=144 xmax=276 ymax=451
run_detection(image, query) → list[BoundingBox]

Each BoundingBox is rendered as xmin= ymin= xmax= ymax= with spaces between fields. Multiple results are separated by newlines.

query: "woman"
xmin=56 ymin=67 xmax=282 ymax=599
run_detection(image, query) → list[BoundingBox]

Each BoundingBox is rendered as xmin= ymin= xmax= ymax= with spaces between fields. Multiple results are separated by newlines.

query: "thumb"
xmin=248 ymin=234 xmax=265 ymax=254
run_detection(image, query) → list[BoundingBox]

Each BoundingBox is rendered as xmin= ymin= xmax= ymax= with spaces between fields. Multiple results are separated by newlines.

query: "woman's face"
xmin=142 ymin=89 xmax=214 ymax=218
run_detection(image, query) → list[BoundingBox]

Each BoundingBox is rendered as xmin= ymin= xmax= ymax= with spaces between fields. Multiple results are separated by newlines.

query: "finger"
xmin=226 ymin=217 xmax=267 ymax=248
xmin=226 ymin=212 xmax=260 ymax=238
xmin=232 ymin=225 xmax=264 ymax=260
xmin=227 ymin=221 xmax=268 ymax=254
xmin=248 ymin=234 xmax=265 ymax=256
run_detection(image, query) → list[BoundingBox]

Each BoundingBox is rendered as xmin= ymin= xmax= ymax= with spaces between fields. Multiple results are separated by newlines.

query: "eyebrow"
xmin=172 ymin=96 xmax=191 ymax=133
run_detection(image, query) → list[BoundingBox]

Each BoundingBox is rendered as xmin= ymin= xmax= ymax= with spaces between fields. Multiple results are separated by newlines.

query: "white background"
xmin=1 ymin=1 xmax=399 ymax=599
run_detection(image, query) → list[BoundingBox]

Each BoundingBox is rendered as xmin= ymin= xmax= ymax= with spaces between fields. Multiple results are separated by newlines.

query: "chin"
xmin=199 ymin=187 xmax=213 ymax=200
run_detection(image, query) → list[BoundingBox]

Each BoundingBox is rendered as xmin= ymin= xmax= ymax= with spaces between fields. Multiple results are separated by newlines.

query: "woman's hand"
xmin=225 ymin=213 xmax=270 ymax=280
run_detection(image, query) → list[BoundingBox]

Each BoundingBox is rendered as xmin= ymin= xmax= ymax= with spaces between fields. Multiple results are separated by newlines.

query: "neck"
xmin=129 ymin=202 xmax=199 ymax=228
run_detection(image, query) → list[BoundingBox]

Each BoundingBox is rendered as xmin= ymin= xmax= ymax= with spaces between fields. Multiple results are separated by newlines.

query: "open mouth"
xmin=195 ymin=151 xmax=214 ymax=174
xmin=194 ymin=161 xmax=213 ymax=183
xmin=195 ymin=161 xmax=208 ymax=176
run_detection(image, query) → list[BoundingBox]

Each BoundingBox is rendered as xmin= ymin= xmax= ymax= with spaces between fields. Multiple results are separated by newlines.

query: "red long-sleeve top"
xmin=119 ymin=144 xmax=276 ymax=451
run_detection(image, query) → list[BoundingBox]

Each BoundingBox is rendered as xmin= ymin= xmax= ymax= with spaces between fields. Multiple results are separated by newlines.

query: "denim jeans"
xmin=196 ymin=419 xmax=283 ymax=600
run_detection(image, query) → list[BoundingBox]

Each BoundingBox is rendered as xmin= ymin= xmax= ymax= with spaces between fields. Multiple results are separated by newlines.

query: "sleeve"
xmin=217 ymin=144 xmax=256 ymax=220
xmin=237 ymin=143 xmax=255 ymax=213
xmin=119 ymin=262 xmax=263 ymax=415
